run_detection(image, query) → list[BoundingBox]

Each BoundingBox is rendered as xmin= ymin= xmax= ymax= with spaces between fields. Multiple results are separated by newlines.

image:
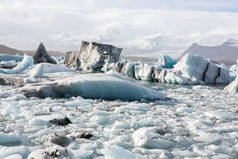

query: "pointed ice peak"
xmin=33 ymin=42 xmax=57 ymax=64
xmin=37 ymin=42 xmax=46 ymax=50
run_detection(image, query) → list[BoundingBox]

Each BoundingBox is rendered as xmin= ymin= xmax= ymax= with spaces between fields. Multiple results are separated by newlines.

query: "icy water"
xmin=0 ymin=82 xmax=238 ymax=159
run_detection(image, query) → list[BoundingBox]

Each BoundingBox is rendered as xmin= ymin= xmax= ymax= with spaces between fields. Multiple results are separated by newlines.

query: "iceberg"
xmin=33 ymin=43 xmax=57 ymax=64
xmin=0 ymin=55 xmax=34 ymax=74
xmin=0 ymin=132 xmax=24 ymax=146
xmin=21 ymin=72 xmax=165 ymax=101
xmin=160 ymin=54 xmax=232 ymax=84
xmin=64 ymin=41 xmax=122 ymax=72
xmin=107 ymin=54 xmax=232 ymax=84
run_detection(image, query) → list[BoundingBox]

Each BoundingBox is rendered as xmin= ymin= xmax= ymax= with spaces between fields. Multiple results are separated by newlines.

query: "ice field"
xmin=0 ymin=54 xmax=238 ymax=158
xmin=1 ymin=78 xmax=238 ymax=158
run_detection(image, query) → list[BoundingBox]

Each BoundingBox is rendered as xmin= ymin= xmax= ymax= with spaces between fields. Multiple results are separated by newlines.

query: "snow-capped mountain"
xmin=181 ymin=39 xmax=238 ymax=64
xmin=120 ymin=35 xmax=191 ymax=58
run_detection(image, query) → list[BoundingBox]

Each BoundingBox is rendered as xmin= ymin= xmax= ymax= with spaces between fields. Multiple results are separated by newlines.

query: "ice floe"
xmin=132 ymin=127 xmax=175 ymax=149
xmin=103 ymin=144 xmax=146 ymax=159
xmin=20 ymin=72 xmax=165 ymax=101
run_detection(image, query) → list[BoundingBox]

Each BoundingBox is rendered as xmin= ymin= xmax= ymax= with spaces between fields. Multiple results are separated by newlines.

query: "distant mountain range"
xmin=181 ymin=39 xmax=238 ymax=64
xmin=0 ymin=44 xmax=64 ymax=57
xmin=0 ymin=44 xmax=23 ymax=55
xmin=1 ymin=38 xmax=238 ymax=64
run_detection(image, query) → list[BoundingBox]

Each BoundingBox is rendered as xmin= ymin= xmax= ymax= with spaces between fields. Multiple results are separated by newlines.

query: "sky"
xmin=0 ymin=0 xmax=238 ymax=51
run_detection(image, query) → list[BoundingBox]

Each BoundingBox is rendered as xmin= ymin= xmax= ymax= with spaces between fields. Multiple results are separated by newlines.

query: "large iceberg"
xmin=165 ymin=54 xmax=232 ymax=84
xmin=20 ymin=72 xmax=165 ymax=101
xmin=64 ymin=41 xmax=122 ymax=72
xmin=169 ymin=54 xmax=232 ymax=84
xmin=110 ymin=54 xmax=232 ymax=85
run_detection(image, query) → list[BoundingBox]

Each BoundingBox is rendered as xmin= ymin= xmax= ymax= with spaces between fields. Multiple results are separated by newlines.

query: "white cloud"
xmin=0 ymin=0 xmax=238 ymax=52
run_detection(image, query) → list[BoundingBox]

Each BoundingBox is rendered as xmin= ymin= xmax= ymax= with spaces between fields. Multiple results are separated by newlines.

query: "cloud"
xmin=0 ymin=0 xmax=238 ymax=51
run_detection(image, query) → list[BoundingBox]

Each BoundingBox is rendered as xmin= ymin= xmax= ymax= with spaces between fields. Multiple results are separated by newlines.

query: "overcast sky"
xmin=0 ymin=0 xmax=238 ymax=51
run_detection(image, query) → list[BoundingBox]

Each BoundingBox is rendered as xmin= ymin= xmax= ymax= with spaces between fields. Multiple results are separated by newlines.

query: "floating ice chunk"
xmin=204 ymin=111 xmax=238 ymax=121
xmin=90 ymin=115 xmax=111 ymax=125
xmin=176 ymin=107 xmax=194 ymax=113
xmin=103 ymin=144 xmax=146 ymax=159
xmin=4 ymin=154 xmax=23 ymax=159
xmin=224 ymin=75 xmax=238 ymax=93
xmin=0 ymin=146 xmax=29 ymax=159
xmin=113 ymin=121 xmax=130 ymax=129
xmin=27 ymin=146 xmax=71 ymax=159
xmin=0 ymin=55 xmax=34 ymax=74
xmin=28 ymin=118 xmax=49 ymax=126
xmin=175 ymin=87 xmax=193 ymax=94
xmin=157 ymin=54 xmax=177 ymax=69
xmin=21 ymin=73 xmax=165 ymax=101
xmin=0 ymin=60 xmax=18 ymax=69
xmin=70 ymin=149 xmax=94 ymax=159
xmin=172 ymin=150 xmax=198 ymax=158
xmin=28 ymin=63 xmax=76 ymax=77
xmin=28 ymin=63 xmax=44 ymax=78
xmin=0 ymin=54 xmax=23 ymax=62
xmin=193 ymin=132 xmax=222 ymax=144
xmin=132 ymin=127 xmax=174 ymax=149
xmin=115 ymin=103 xmax=151 ymax=113
xmin=25 ymin=63 xmax=76 ymax=82
xmin=0 ymin=132 xmax=24 ymax=146
xmin=170 ymin=54 xmax=232 ymax=84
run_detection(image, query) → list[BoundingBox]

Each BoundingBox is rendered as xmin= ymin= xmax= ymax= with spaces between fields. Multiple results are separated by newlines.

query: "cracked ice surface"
xmin=0 ymin=82 xmax=238 ymax=158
